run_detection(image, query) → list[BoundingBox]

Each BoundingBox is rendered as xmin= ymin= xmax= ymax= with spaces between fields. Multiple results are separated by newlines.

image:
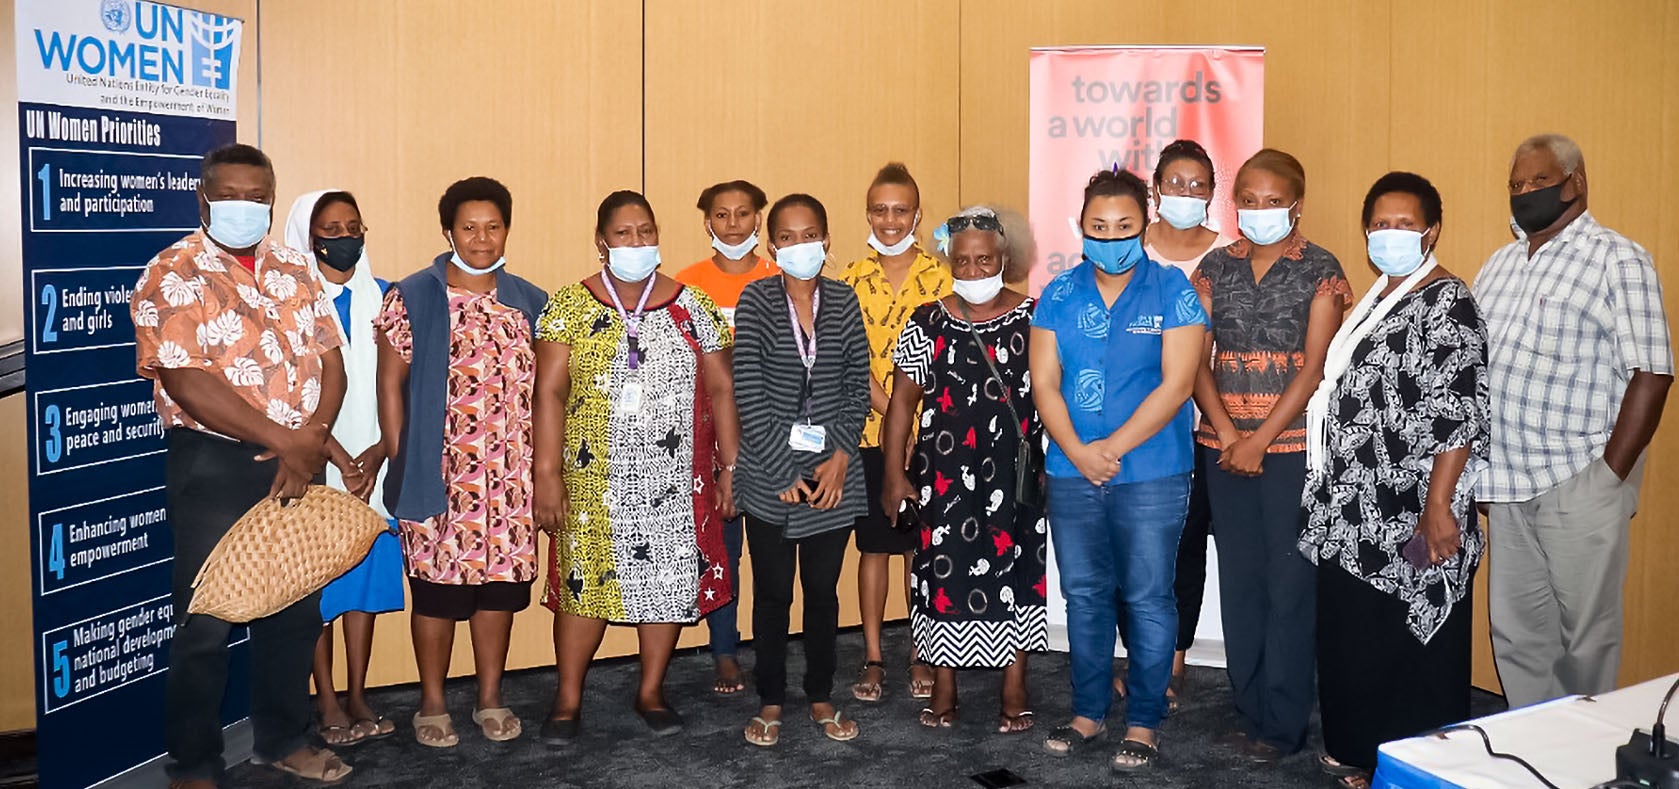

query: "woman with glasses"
xmin=880 ymin=206 xmax=1046 ymax=734
xmin=1113 ymin=140 xmax=1233 ymax=710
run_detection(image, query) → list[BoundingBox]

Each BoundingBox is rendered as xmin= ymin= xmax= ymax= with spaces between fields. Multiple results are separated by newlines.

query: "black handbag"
xmin=955 ymin=302 xmax=1040 ymax=508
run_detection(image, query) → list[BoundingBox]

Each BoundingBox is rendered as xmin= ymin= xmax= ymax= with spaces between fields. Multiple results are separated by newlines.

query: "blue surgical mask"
xmin=1366 ymin=228 xmax=1430 ymax=277
xmin=205 ymin=199 xmax=271 ymax=249
xmin=1082 ymin=233 xmax=1146 ymax=275
xmin=449 ymin=235 xmax=506 ymax=275
xmin=1237 ymin=205 xmax=1296 ymax=246
xmin=1156 ymin=194 xmax=1209 ymax=231
xmin=606 ymin=244 xmax=661 ymax=282
xmin=775 ymin=241 xmax=827 ymax=280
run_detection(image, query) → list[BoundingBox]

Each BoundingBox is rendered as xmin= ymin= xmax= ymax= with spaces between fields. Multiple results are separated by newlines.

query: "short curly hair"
xmin=438 ymin=176 xmax=512 ymax=230
xmin=1361 ymin=171 xmax=1442 ymax=228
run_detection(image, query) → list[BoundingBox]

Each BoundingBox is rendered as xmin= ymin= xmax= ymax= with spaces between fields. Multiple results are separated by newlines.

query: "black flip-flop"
xmin=1111 ymin=738 xmax=1160 ymax=771
xmin=637 ymin=706 xmax=685 ymax=737
xmin=1043 ymin=724 xmax=1106 ymax=757
xmin=539 ymin=716 xmax=580 ymax=745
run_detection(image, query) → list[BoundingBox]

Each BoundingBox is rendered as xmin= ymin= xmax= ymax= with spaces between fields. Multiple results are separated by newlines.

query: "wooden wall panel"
xmin=641 ymin=0 xmax=963 ymax=278
xmin=1473 ymin=0 xmax=1676 ymax=690
xmin=259 ymin=0 xmax=643 ymax=686
xmin=641 ymin=0 xmax=962 ymax=640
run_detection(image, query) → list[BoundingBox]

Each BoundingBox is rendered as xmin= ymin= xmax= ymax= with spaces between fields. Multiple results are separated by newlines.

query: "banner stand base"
xmin=92 ymin=720 xmax=250 ymax=789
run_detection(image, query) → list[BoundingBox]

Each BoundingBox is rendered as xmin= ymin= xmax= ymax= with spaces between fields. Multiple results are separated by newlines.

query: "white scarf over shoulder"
xmin=1305 ymin=257 xmax=1440 ymax=473
xmin=283 ymin=189 xmax=388 ymax=517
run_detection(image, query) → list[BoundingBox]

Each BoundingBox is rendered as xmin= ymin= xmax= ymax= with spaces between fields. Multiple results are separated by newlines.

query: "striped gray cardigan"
xmin=732 ymin=275 xmax=870 ymax=538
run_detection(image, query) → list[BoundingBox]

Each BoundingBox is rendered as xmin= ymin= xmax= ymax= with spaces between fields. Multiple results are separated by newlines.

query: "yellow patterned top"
xmin=839 ymin=250 xmax=952 ymax=447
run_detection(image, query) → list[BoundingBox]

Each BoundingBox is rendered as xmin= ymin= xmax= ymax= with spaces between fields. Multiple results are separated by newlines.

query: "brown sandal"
xmin=918 ymin=706 xmax=958 ymax=729
xmin=350 ymin=714 xmax=396 ymax=742
xmin=909 ymin=660 xmax=936 ymax=700
xmin=472 ymin=707 xmax=523 ymax=742
xmin=317 ymin=723 xmax=365 ymax=747
xmin=268 ymin=746 xmax=353 ymax=784
xmin=412 ymin=711 xmax=458 ymax=748
xmin=851 ymin=660 xmax=886 ymax=702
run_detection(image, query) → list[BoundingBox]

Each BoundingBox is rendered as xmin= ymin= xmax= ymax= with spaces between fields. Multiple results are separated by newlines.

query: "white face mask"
xmin=709 ymin=224 xmax=758 ymax=261
xmin=866 ymin=211 xmax=920 ymax=256
xmin=775 ymin=241 xmax=827 ymax=280
xmin=606 ymin=244 xmax=661 ymax=282
xmin=449 ymin=235 xmax=505 ymax=275
xmin=950 ymin=271 xmax=1005 ymax=305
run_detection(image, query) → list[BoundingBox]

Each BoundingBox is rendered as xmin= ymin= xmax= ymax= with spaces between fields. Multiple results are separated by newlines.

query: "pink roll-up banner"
xmin=1028 ymin=46 xmax=1265 ymax=293
xmin=1028 ymin=46 xmax=1264 ymax=665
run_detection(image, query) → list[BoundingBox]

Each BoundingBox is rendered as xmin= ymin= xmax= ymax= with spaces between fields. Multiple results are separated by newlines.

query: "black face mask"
xmin=1509 ymin=182 xmax=1575 ymax=234
xmin=313 ymin=235 xmax=365 ymax=272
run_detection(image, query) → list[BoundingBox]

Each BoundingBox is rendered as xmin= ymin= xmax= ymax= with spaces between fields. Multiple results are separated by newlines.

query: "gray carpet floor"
xmin=225 ymin=623 xmax=1505 ymax=788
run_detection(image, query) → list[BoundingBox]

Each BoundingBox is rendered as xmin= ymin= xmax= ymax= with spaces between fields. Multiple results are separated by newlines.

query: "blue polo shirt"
xmin=1032 ymin=257 xmax=1206 ymax=484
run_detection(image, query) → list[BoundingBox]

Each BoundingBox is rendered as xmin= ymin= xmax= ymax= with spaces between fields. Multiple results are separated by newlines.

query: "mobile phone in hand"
xmin=1401 ymin=532 xmax=1433 ymax=569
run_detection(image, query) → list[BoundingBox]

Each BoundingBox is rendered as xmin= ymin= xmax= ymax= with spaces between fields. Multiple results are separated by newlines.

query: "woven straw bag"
xmin=188 ymin=485 xmax=388 ymax=622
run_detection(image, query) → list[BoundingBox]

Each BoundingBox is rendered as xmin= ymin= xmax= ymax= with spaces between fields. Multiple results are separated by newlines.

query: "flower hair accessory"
xmin=932 ymin=222 xmax=953 ymax=255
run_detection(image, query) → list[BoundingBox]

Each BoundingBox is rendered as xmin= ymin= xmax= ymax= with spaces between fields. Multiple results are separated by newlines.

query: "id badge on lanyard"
xmin=786 ymin=288 xmax=826 ymax=453
xmin=604 ymin=270 xmax=654 ymax=417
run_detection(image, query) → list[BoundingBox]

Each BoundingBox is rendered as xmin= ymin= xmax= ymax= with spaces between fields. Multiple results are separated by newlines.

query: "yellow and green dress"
xmin=535 ymin=281 xmax=733 ymax=623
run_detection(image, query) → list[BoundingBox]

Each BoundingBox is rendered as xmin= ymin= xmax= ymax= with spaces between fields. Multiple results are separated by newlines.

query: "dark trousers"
xmin=164 ymin=429 xmax=322 ymax=782
xmin=1206 ymin=447 xmax=1315 ymax=753
xmin=1318 ymin=561 xmax=1474 ymax=770
xmin=705 ymin=516 xmax=744 ymax=658
xmin=745 ymin=515 xmax=852 ymax=707
xmin=1118 ymin=446 xmax=1213 ymax=651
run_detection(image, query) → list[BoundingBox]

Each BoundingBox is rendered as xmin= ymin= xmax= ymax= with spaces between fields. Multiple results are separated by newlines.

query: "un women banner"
xmin=16 ymin=1 xmax=244 ymax=786
xmin=1027 ymin=46 xmax=1265 ymax=292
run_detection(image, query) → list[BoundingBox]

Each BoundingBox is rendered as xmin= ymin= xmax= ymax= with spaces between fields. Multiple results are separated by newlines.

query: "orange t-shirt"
xmin=673 ymin=254 xmax=777 ymax=326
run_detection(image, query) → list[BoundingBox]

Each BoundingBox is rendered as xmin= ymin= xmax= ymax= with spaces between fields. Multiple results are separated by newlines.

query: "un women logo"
xmin=187 ymin=11 xmax=240 ymax=89
xmin=100 ymin=0 xmax=131 ymax=33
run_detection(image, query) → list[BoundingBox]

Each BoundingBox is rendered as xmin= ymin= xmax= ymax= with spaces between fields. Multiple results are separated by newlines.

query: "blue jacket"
xmin=384 ymin=253 xmax=548 ymax=520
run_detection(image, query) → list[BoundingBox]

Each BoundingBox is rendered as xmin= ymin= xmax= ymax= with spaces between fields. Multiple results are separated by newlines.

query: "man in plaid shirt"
xmin=1474 ymin=133 xmax=1673 ymax=708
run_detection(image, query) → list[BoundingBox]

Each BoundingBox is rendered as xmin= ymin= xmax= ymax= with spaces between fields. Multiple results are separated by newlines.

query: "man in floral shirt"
xmin=131 ymin=143 xmax=360 ymax=787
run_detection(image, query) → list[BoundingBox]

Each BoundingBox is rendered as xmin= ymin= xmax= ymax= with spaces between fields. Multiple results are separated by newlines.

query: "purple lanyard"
xmin=787 ymin=287 xmax=820 ymax=418
xmin=602 ymin=268 xmax=655 ymax=369
xmin=786 ymin=287 xmax=819 ymax=370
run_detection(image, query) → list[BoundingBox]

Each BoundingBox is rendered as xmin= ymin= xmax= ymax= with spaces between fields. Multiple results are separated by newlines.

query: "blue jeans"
xmin=1047 ymin=472 xmax=1190 ymax=729
xmin=705 ymin=516 xmax=743 ymax=658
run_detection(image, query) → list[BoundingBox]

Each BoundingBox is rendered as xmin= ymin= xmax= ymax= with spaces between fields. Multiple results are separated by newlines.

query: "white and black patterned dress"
xmin=1298 ymin=278 xmax=1490 ymax=643
xmin=894 ymin=298 xmax=1049 ymax=667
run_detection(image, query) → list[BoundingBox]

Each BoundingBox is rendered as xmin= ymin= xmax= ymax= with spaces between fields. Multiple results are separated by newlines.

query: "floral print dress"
xmin=374 ymin=287 xmax=538 ymax=586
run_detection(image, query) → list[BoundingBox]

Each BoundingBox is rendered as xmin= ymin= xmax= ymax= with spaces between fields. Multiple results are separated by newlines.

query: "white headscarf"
xmin=283 ymin=189 xmax=388 ymax=517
